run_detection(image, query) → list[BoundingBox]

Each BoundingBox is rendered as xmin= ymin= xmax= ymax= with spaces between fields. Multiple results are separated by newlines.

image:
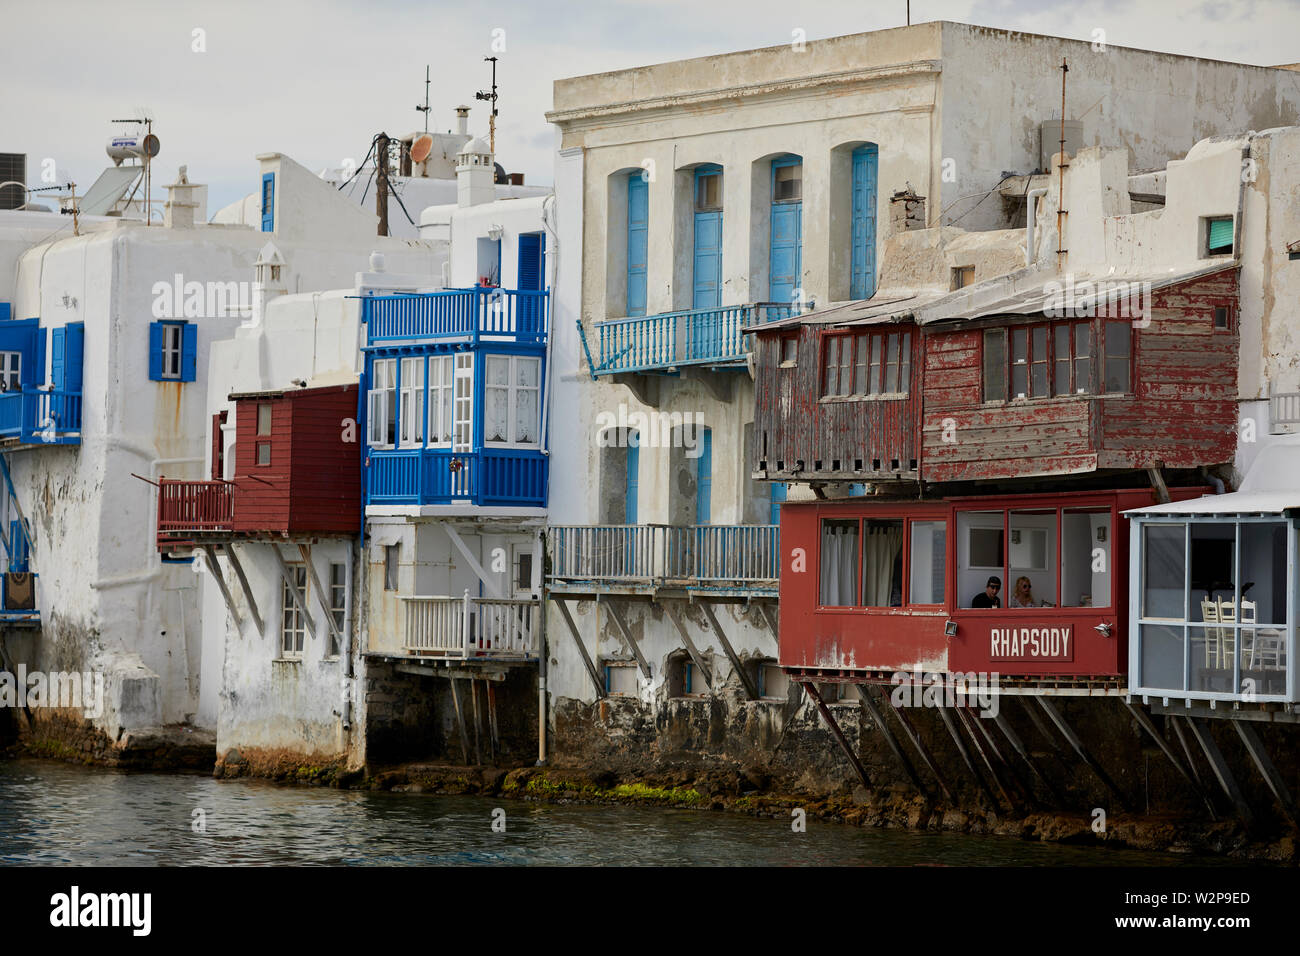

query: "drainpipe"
xmin=1025 ymin=188 xmax=1048 ymax=268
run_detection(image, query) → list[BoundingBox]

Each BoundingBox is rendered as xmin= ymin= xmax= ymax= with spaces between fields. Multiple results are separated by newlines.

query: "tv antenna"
xmin=415 ymin=65 xmax=431 ymax=133
xmin=476 ymin=56 xmax=499 ymax=154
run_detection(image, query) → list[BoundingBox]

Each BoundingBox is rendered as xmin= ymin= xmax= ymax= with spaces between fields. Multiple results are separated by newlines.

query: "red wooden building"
xmin=156 ymin=384 xmax=360 ymax=551
xmin=752 ymin=263 xmax=1239 ymax=488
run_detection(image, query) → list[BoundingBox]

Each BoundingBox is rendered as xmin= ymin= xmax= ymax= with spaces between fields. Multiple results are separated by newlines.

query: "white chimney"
xmin=456 ymin=136 xmax=495 ymax=208
xmin=164 ymin=165 xmax=202 ymax=229
xmin=455 ymin=106 xmax=471 ymax=136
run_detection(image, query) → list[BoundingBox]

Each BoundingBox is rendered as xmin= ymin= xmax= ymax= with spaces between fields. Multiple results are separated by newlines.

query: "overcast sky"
xmin=5 ymin=0 xmax=1300 ymax=214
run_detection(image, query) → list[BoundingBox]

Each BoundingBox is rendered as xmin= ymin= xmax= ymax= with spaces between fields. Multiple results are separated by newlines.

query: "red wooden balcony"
xmin=156 ymin=479 xmax=234 ymax=549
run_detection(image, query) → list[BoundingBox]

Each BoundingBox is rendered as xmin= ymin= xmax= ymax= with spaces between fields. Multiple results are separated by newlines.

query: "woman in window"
xmin=1010 ymin=576 xmax=1041 ymax=608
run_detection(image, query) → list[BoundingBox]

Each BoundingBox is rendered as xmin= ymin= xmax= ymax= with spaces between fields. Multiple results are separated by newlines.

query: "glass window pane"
xmin=1190 ymin=521 xmax=1236 ymax=605
xmin=983 ymin=329 xmax=1005 ymax=402
xmin=838 ymin=340 xmax=852 ymax=395
xmin=885 ymin=334 xmax=900 ymax=392
xmin=908 ymin=520 xmax=945 ymax=605
xmin=1061 ymin=509 xmax=1111 ymax=608
xmin=869 ymin=337 xmax=882 ymax=394
xmin=862 ymin=519 xmax=904 ymax=607
xmin=516 ymin=358 xmax=539 ymax=387
xmin=1009 ymin=511 xmax=1055 ymax=606
xmin=958 ymin=511 xmax=1004 ymax=607
xmin=485 ymin=388 xmax=508 ymax=443
xmin=1012 ymin=327 xmax=1027 ymax=363
xmin=1140 ymin=623 xmax=1185 ymax=691
xmin=899 ymin=332 xmax=912 ymax=394
xmin=854 ymin=335 xmax=868 ymax=393
xmin=1142 ymin=523 xmax=1186 ymax=620
xmin=822 ymin=336 xmax=838 ymax=396
xmin=819 ymin=519 xmax=860 ymax=606
xmin=1031 ymin=361 xmax=1048 ymax=397
xmin=486 ymin=355 xmax=509 ymax=386
xmin=1032 ymin=326 xmax=1047 ymax=361
xmin=515 ymin=388 xmax=538 ymax=444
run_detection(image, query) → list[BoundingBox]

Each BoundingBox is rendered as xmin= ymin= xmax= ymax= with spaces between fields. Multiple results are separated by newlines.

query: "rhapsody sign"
xmin=990 ymin=625 xmax=1073 ymax=662
xmin=890 ymin=670 xmax=1000 ymax=718
xmin=0 ymin=665 xmax=103 ymax=718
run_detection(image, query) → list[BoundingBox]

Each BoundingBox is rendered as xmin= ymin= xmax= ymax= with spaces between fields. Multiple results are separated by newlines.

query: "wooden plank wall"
xmin=288 ymin=385 xmax=361 ymax=534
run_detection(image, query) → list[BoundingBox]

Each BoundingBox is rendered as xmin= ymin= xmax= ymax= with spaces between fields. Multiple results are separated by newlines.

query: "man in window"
xmin=972 ymin=576 xmax=1002 ymax=608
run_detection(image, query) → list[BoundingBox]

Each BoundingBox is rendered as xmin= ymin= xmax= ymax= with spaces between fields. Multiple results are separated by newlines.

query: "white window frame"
xmin=161 ymin=323 xmax=184 ymax=380
xmin=327 ymin=560 xmax=348 ymax=658
xmin=428 ymin=355 xmax=454 ymax=447
xmin=399 ymin=356 xmax=425 ymax=448
xmin=280 ymin=565 xmax=308 ymax=659
xmin=0 ymin=351 xmax=19 ymax=391
xmin=367 ymin=358 xmax=397 ymax=448
xmin=483 ymin=354 xmax=541 ymax=449
xmin=453 ymin=353 xmax=474 ymax=452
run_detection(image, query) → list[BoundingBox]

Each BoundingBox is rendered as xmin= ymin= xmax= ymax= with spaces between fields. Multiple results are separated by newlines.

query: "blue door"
xmin=627 ymin=173 xmax=648 ymax=317
xmin=65 ymin=323 xmax=84 ymax=393
xmin=692 ymin=166 xmax=723 ymax=311
xmin=850 ymin=145 xmax=879 ymax=300
xmin=260 ymin=173 xmax=275 ymax=233
xmin=695 ymin=427 xmax=712 ymax=524
xmin=50 ymin=327 xmax=65 ymax=391
xmin=769 ymin=156 xmax=802 ymax=306
xmin=517 ymin=232 xmax=545 ymax=335
xmin=625 ymin=438 xmax=639 ymax=524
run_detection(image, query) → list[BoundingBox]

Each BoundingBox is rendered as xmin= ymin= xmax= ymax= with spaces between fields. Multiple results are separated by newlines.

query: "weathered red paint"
xmin=778 ymin=487 xmax=1205 ymax=681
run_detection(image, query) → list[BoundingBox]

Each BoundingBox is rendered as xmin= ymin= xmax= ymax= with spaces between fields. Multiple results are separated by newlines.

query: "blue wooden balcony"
xmin=366 ymin=448 xmax=547 ymax=508
xmin=363 ymin=287 xmax=548 ymax=346
xmin=0 ymin=388 xmax=82 ymax=446
xmin=585 ymin=303 xmax=800 ymax=376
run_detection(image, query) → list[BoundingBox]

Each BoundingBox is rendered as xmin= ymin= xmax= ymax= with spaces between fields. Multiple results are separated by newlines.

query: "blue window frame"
xmin=769 ymin=155 xmax=802 ymax=306
xmin=850 ymin=145 xmax=879 ymax=300
xmin=149 ymin=321 xmax=197 ymax=382
xmin=692 ymin=165 xmax=723 ymax=311
xmin=261 ymin=172 xmax=275 ymax=232
xmin=627 ymin=172 xmax=648 ymax=317
xmin=695 ymin=426 xmax=712 ymax=524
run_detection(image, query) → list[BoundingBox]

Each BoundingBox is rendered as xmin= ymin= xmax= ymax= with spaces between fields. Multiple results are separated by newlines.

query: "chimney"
xmin=455 ymin=106 xmax=471 ymax=136
xmin=890 ymin=187 xmax=927 ymax=232
xmin=164 ymin=164 xmax=202 ymax=229
xmin=457 ymin=137 xmax=495 ymax=208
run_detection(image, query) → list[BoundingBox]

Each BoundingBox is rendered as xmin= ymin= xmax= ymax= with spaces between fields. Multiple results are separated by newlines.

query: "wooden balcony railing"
xmin=588 ymin=303 xmax=800 ymax=375
xmin=401 ymin=592 xmax=539 ymax=659
xmin=363 ymin=287 xmax=548 ymax=345
xmin=156 ymin=479 xmax=235 ymax=541
xmin=548 ymin=524 xmax=779 ymax=588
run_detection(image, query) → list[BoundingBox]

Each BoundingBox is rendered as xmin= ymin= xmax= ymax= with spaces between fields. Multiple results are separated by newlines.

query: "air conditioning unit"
xmin=4 ymin=571 xmax=35 ymax=610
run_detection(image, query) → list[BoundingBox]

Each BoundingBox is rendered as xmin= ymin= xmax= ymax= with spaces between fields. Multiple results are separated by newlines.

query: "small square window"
xmin=257 ymin=403 xmax=272 ymax=436
xmin=1204 ymin=217 xmax=1234 ymax=257
xmin=951 ymin=265 xmax=975 ymax=290
xmin=1213 ymin=306 xmax=1232 ymax=331
xmin=773 ymin=162 xmax=802 ymax=202
xmin=780 ymin=336 xmax=798 ymax=366
xmin=255 ymin=442 xmax=271 ymax=466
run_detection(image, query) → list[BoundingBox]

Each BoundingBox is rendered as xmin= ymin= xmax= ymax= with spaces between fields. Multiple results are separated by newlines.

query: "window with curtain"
xmin=367 ymin=358 xmax=396 ymax=447
xmin=861 ymin=519 xmax=904 ymax=607
xmin=819 ymin=519 xmax=859 ymax=606
xmin=399 ymin=356 xmax=424 ymax=447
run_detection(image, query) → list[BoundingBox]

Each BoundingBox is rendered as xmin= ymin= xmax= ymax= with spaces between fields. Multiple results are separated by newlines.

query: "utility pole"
xmin=1056 ymin=58 xmax=1069 ymax=272
xmin=476 ymin=56 xmax=499 ymax=154
xmin=376 ymin=132 xmax=390 ymax=237
xmin=416 ymin=65 xmax=431 ymax=133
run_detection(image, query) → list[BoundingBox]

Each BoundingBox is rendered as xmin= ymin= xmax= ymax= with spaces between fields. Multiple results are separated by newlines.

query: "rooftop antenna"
xmin=415 ymin=65 xmax=431 ymax=133
xmin=907 ymin=0 xmax=910 ymax=25
xmin=1057 ymin=58 xmax=1069 ymax=272
xmin=476 ymin=56 xmax=499 ymax=154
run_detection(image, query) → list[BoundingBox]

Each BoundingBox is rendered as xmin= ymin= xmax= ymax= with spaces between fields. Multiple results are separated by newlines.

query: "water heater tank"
xmin=106 ymin=132 xmax=160 ymax=166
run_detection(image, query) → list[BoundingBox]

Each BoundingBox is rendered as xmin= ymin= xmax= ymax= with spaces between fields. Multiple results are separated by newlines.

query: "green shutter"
xmin=1208 ymin=218 xmax=1234 ymax=252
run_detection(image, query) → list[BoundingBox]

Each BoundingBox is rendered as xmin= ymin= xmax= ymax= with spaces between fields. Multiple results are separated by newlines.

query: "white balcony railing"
xmin=402 ymin=592 xmax=539 ymax=659
xmin=549 ymin=524 xmax=779 ymax=587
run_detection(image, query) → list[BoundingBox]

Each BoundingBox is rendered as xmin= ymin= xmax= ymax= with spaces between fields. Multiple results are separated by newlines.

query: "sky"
xmin=5 ymin=0 xmax=1300 ymax=215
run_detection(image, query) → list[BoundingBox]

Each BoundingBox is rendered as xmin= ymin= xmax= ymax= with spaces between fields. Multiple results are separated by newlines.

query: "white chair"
xmin=1217 ymin=598 xmax=1238 ymax=670
xmin=1200 ymin=598 xmax=1221 ymax=669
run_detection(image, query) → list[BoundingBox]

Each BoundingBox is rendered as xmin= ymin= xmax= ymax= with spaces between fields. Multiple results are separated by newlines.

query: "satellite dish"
xmin=410 ymin=134 xmax=433 ymax=164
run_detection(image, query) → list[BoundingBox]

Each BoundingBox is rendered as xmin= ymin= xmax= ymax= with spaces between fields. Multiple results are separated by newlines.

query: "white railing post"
xmin=462 ymin=589 xmax=472 ymax=658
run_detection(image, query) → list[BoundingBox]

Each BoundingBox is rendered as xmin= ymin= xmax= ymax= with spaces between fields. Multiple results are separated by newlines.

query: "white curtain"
xmin=863 ymin=525 xmax=904 ymax=606
xmin=820 ymin=523 xmax=858 ymax=605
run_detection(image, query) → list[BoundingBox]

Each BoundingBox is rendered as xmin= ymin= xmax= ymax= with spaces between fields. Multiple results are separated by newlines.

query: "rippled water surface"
xmin=0 ymin=759 xmax=1244 ymax=866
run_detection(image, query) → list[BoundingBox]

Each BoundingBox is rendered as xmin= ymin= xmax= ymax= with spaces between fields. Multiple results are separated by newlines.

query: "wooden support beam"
xmin=664 ymin=601 xmax=713 ymax=690
xmin=444 ymin=525 xmax=503 ymax=598
xmin=1188 ymin=717 xmax=1252 ymax=823
xmin=554 ymin=598 xmax=606 ymax=699
xmin=202 ymin=545 xmax=245 ymax=634
xmin=271 ymin=544 xmax=316 ymax=635
xmin=856 ymin=684 xmax=930 ymax=800
xmin=956 ymin=706 xmax=1017 ymax=811
xmin=602 ymin=597 xmax=651 ymax=679
xmin=470 ymin=678 xmax=483 ymax=766
xmin=878 ymin=687 xmax=954 ymax=802
xmin=1020 ymin=695 xmax=1066 ymax=757
xmin=1036 ymin=697 xmax=1129 ymax=811
xmin=939 ymin=706 xmax=997 ymax=809
xmin=1171 ymin=714 xmax=1214 ymax=809
xmin=448 ymin=677 xmax=470 ymax=765
xmin=965 ymin=706 xmax=1037 ymax=807
xmin=699 ymin=600 xmax=758 ymax=700
xmin=487 ymin=680 xmax=500 ymax=765
xmin=297 ymin=543 xmax=341 ymax=648
xmin=224 ymin=543 xmax=264 ymax=635
xmin=993 ymin=709 xmax=1064 ymax=805
xmin=758 ymin=601 xmax=778 ymax=641
xmin=802 ymin=681 xmax=872 ymax=791
xmin=1123 ymin=701 xmax=1216 ymax=816
xmin=1232 ymin=719 xmax=1300 ymax=827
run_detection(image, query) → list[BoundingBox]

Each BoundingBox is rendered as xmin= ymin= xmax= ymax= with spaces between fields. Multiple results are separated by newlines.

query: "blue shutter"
xmin=850 ymin=145 xmax=879 ymax=300
xmin=261 ymin=173 xmax=275 ymax=232
xmin=65 ymin=323 xmax=84 ymax=393
xmin=50 ymin=327 xmax=66 ymax=392
xmin=625 ymin=439 xmax=639 ymax=524
xmin=769 ymin=156 xmax=802 ymax=306
xmin=768 ymin=481 xmax=787 ymax=526
xmin=9 ymin=519 xmax=27 ymax=572
xmin=0 ymin=303 xmax=9 ymax=322
xmin=148 ymin=322 xmax=164 ymax=380
xmin=517 ymin=233 xmax=544 ymax=290
xmin=695 ymin=427 xmax=712 ymax=525
xmin=1208 ymin=217 xmax=1233 ymax=252
xmin=0 ymin=319 xmax=39 ymax=386
xmin=692 ymin=166 xmax=722 ymax=311
xmin=626 ymin=173 xmax=648 ymax=317
xmin=181 ymin=322 xmax=197 ymax=381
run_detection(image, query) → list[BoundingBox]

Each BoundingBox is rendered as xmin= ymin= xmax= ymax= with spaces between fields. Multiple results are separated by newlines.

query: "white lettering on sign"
xmin=989 ymin=626 xmax=1073 ymax=661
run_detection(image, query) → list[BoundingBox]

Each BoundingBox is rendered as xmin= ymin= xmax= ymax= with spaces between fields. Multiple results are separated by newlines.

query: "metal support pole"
xmin=1123 ymin=701 xmax=1216 ymax=816
xmin=802 ymin=681 xmax=871 ymax=791
xmin=1035 ymin=697 xmax=1129 ymax=811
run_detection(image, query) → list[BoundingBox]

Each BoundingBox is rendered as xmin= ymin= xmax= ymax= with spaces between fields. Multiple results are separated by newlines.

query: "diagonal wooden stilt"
xmin=1171 ymin=714 xmax=1216 ymax=816
xmin=1188 ymin=717 xmax=1252 ymax=824
xmin=967 ymin=706 xmax=1038 ymax=807
xmin=993 ymin=709 xmax=1064 ymax=805
xmin=1020 ymin=695 xmax=1066 ymax=757
xmin=448 ymin=677 xmax=470 ymax=764
xmin=856 ymin=683 xmax=930 ymax=800
xmin=602 ymin=597 xmax=651 ymax=679
xmin=1232 ymin=719 xmax=1300 ymax=828
xmin=554 ymin=598 xmax=607 ymax=699
xmin=802 ymin=681 xmax=872 ymax=791
xmin=470 ymin=678 xmax=483 ymax=766
xmin=956 ymin=705 xmax=1018 ymax=811
xmin=700 ymin=601 xmax=759 ymax=700
xmin=664 ymin=601 xmax=713 ymax=690
xmin=1035 ymin=697 xmax=1129 ymax=811
xmin=939 ymin=706 xmax=997 ymax=809
xmin=876 ymin=686 xmax=954 ymax=802
xmin=1123 ymin=701 xmax=1216 ymax=816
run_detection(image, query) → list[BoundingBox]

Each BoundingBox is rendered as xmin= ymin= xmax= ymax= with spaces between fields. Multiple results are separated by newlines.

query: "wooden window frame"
xmin=1210 ymin=301 xmax=1236 ymax=334
xmin=819 ymin=329 xmax=912 ymax=401
xmin=997 ymin=318 xmax=1095 ymax=402
xmin=279 ymin=564 xmax=308 ymax=659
